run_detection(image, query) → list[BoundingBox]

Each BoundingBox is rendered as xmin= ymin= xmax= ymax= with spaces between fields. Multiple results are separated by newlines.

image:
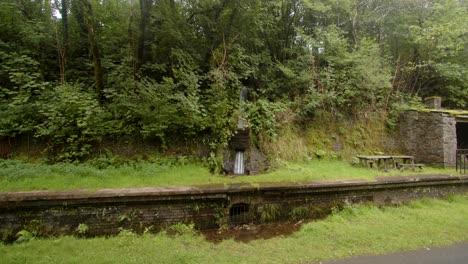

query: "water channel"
xmin=202 ymin=221 xmax=305 ymax=243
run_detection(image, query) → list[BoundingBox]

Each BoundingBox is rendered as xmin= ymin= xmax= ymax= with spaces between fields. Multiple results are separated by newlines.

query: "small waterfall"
xmin=234 ymin=150 xmax=245 ymax=175
xmin=230 ymin=87 xmax=248 ymax=175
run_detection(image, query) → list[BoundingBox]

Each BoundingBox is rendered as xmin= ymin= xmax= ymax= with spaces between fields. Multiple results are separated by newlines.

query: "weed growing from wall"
xmin=258 ymin=204 xmax=281 ymax=223
xmin=289 ymin=206 xmax=310 ymax=221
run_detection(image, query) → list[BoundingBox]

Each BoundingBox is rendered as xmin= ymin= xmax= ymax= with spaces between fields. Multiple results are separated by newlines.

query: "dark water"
xmin=201 ymin=221 xmax=305 ymax=243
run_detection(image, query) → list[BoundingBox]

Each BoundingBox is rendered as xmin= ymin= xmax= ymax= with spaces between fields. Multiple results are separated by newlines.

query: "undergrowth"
xmin=259 ymin=111 xmax=398 ymax=162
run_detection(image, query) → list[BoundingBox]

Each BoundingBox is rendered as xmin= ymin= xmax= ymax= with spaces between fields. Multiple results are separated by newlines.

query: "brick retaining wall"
xmin=0 ymin=175 xmax=466 ymax=241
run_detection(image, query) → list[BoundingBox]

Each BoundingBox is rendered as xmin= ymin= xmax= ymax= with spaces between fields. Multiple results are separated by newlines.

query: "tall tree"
xmin=56 ymin=0 xmax=69 ymax=85
xmin=72 ymin=0 xmax=105 ymax=101
xmin=136 ymin=0 xmax=153 ymax=75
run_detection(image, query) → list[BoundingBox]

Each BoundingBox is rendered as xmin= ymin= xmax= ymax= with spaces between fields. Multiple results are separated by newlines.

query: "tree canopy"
xmin=0 ymin=0 xmax=466 ymax=161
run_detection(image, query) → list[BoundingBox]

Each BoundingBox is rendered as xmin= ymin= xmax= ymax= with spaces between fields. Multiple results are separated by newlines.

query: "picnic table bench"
xmin=356 ymin=155 xmax=423 ymax=171
xmin=357 ymin=155 xmax=393 ymax=171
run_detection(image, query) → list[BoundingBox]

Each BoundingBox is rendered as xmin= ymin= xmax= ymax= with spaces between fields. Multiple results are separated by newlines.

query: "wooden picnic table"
xmin=357 ymin=155 xmax=416 ymax=171
xmin=357 ymin=155 xmax=393 ymax=171
xmin=391 ymin=155 xmax=415 ymax=168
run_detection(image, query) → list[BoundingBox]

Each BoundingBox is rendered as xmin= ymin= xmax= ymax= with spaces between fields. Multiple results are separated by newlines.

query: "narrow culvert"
xmin=229 ymin=203 xmax=250 ymax=225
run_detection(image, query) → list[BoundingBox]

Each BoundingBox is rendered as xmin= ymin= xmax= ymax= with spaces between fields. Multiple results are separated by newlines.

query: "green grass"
xmin=0 ymin=159 xmax=456 ymax=191
xmin=1 ymin=196 xmax=467 ymax=263
xmin=248 ymin=160 xmax=453 ymax=182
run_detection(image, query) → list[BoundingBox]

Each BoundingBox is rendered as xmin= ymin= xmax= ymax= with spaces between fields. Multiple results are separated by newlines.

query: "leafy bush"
xmin=76 ymin=223 xmax=89 ymax=235
xmin=15 ymin=230 xmax=34 ymax=243
xmin=311 ymin=30 xmax=392 ymax=115
xmin=289 ymin=206 xmax=310 ymax=221
xmin=386 ymin=93 xmax=424 ymax=130
xmin=116 ymin=77 xmax=206 ymax=145
xmin=245 ymin=99 xmax=287 ymax=138
xmin=35 ymin=84 xmax=111 ymax=161
xmin=258 ymin=204 xmax=281 ymax=223
xmin=0 ymin=45 xmax=49 ymax=136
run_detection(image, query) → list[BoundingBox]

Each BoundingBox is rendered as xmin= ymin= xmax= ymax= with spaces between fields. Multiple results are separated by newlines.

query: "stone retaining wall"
xmin=0 ymin=175 xmax=466 ymax=241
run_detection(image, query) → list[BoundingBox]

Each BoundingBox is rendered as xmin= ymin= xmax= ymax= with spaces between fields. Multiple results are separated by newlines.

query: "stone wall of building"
xmin=1 ymin=175 xmax=466 ymax=242
xmin=399 ymin=110 xmax=457 ymax=166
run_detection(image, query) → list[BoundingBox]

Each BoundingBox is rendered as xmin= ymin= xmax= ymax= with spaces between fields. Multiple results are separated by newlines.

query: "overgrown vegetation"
xmin=0 ymin=0 xmax=466 ymax=165
xmin=0 ymin=158 xmax=454 ymax=192
xmin=258 ymin=204 xmax=281 ymax=223
xmin=1 ymin=196 xmax=467 ymax=263
xmin=259 ymin=111 xmax=395 ymax=161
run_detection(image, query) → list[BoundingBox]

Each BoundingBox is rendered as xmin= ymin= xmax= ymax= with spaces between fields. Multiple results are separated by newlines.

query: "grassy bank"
xmin=0 ymin=159 xmax=455 ymax=192
xmin=1 ymin=196 xmax=467 ymax=263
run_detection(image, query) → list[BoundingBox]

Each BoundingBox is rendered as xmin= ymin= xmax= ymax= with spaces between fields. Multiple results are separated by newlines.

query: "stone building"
xmin=399 ymin=109 xmax=468 ymax=166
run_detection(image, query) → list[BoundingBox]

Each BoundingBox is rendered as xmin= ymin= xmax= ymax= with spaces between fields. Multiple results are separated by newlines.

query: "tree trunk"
xmin=128 ymin=0 xmax=138 ymax=80
xmin=73 ymin=0 xmax=105 ymax=102
xmin=136 ymin=0 xmax=153 ymax=75
xmin=59 ymin=0 xmax=69 ymax=85
xmin=87 ymin=23 xmax=105 ymax=102
xmin=350 ymin=0 xmax=360 ymax=48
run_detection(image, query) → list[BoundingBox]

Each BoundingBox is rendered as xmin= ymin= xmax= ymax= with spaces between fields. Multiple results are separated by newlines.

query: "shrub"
xmin=35 ymin=84 xmax=111 ymax=161
xmin=164 ymin=223 xmax=196 ymax=236
xmin=258 ymin=204 xmax=281 ymax=223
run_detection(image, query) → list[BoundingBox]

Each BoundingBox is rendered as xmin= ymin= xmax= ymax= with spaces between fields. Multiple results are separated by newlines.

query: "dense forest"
xmin=0 ymin=0 xmax=467 ymax=163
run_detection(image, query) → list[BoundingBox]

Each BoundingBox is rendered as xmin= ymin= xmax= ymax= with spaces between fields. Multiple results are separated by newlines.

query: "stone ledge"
xmin=1 ymin=174 xmax=466 ymax=241
xmin=1 ymin=174 xmax=466 ymax=207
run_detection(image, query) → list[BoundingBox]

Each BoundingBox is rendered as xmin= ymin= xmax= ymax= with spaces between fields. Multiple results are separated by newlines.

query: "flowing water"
xmin=233 ymin=150 xmax=245 ymax=175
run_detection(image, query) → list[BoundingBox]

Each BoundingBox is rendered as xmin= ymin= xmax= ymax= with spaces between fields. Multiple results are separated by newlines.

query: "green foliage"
xmin=386 ymin=0 xmax=468 ymax=108
xmin=202 ymin=68 xmax=238 ymax=173
xmin=35 ymin=84 xmax=110 ymax=161
xmin=289 ymin=206 xmax=310 ymax=221
xmin=15 ymin=219 xmax=45 ymax=243
xmin=117 ymin=228 xmax=136 ymax=237
xmin=307 ymin=31 xmax=392 ymax=115
xmin=434 ymin=63 xmax=468 ymax=109
xmin=245 ymin=99 xmax=287 ymax=138
xmin=258 ymin=204 xmax=281 ymax=223
xmin=76 ymin=223 xmax=89 ymax=235
xmin=0 ymin=0 xmax=466 ymax=163
xmin=386 ymin=93 xmax=425 ymax=130
xmin=0 ymin=44 xmax=49 ymax=136
xmin=119 ymin=77 xmax=206 ymax=143
xmin=15 ymin=230 xmax=34 ymax=244
xmin=314 ymin=149 xmax=334 ymax=159
xmin=164 ymin=223 xmax=196 ymax=236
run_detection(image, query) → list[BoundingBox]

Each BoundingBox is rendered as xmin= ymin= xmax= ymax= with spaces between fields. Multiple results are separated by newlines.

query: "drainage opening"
xmin=229 ymin=203 xmax=250 ymax=224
